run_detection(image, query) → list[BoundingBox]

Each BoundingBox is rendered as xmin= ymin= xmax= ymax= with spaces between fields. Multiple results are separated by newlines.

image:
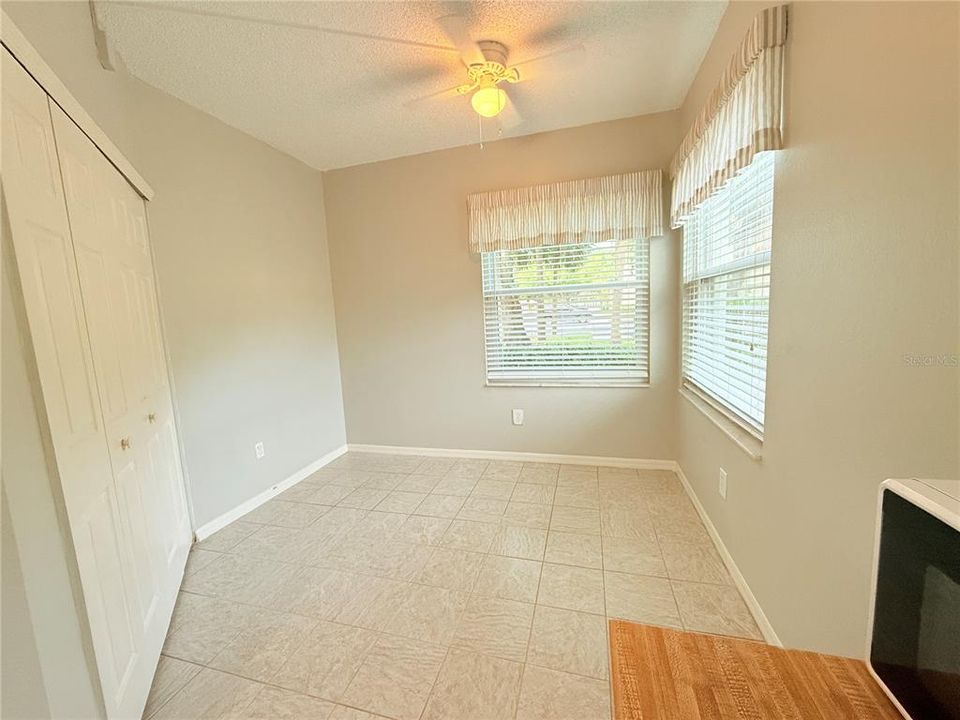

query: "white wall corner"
xmin=193 ymin=444 xmax=348 ymax=541
xmin=673 ymin=461 xmax=782 ymax=647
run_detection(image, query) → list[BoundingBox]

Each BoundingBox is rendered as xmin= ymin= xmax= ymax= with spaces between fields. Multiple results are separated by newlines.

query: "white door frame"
xmin=0 ymin=11 xmax=153 ymax=199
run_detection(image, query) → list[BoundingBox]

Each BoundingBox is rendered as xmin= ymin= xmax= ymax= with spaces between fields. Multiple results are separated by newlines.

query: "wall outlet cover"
xmin=255 ymin=442 xmax=265 ymax=459
xmin=512 ymin=409 xmax=524 ymax=426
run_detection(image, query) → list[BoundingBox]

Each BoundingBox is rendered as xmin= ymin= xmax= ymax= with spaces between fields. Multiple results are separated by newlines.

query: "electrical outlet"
xmin=255 ymin=442 xmax=265 ymax=460
xmin=512 ymin=409 xmax=524 ymax=426
xmin=719 ymin=468 xmax=727 ymax=499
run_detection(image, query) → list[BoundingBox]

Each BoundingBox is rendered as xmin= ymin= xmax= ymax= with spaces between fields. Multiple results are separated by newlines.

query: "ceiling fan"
xmin=414 ymin=13 xmax=585 ymax=129
xmin=93 ymin=3 xmax=584 ymax=130
xmin=453 ymin=40 xmax=519 ymax=119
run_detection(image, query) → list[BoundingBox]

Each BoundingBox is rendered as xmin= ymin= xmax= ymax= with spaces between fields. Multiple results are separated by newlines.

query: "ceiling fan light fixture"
xmin=471 ymin=85 xmax=507 ymax=118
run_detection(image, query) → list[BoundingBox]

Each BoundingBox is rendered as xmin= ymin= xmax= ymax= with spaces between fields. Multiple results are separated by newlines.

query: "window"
xmin=682 ymin=151 xmax=775 ymax=435
xmin=481 ymin=238 xmax=649 ymax=385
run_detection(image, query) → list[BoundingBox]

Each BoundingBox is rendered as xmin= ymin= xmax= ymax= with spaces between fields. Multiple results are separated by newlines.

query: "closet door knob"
xmin=148 ymin=413 xmax=157 ymax=423
xmin=120 ymin=437 xmax=131 ymax=450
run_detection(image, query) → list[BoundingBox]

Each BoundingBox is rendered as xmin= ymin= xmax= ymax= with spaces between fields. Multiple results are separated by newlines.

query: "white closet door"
xmin=50 ymin=104 xmax=191 ymax=614
xmin=2 ymin=52 xmax=142 ymax=719
xmin=2 ymin=51 xmax=189 ymax=719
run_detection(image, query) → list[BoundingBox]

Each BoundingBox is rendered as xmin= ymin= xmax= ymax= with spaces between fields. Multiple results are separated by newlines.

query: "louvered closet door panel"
xmin=1 ymin=51 xmax=142 ymax=719
xmin=50 ymin=102 xmax=191 ymax=719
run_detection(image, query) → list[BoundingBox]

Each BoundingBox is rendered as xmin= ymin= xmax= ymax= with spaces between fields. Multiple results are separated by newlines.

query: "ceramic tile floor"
xmin=146 ymin=452 xmax=762 ymax=720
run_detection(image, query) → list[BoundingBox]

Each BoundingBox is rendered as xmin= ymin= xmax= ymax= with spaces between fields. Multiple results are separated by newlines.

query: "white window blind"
xmin=682 ymin=151 xmax=775 ymax=434
xmin=482 ymin=238 xmax=649 ymax=384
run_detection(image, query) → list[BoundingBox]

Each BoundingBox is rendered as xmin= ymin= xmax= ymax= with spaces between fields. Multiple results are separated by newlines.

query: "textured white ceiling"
xmin=95 ymin=1 xmax=726 ymax=170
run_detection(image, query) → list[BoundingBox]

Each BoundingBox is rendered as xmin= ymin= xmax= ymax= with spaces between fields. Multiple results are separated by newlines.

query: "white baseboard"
xmin=190 ymin=441 xmax=779 ymax=646
xmin=347 ymin=443 xmax=676 ymax=471
xmin=193 ymin=444 xmax=348 ymax=541
xmin=674 ymin=462 xmax=782 ymax=647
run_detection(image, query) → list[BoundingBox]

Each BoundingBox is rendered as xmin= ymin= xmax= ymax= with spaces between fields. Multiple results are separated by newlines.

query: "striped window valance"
xmin=669 ymin=4 xmax=789 ymax=228
xmin=468 ymin=170 xmax=664 ymax=254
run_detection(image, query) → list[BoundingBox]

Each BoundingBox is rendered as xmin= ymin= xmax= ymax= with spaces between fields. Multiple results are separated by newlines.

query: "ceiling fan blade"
xmin=105 ymin=0 xmax=459 ymax=54
xmin=498 ymin=91 xmax=524 ymax=130
xmin=403 ymin=84 xmax=464 ymax=109
xmin=512 ymin=44 xmax=586 ymax=80
xmin=435 ymin=13 xmax=485 ymax=67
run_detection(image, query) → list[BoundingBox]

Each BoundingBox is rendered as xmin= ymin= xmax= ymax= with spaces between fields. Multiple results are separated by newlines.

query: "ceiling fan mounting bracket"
xmin=455 ymin=42 xmax=521 ymax=96
xmin=475 ymin=40 xmax=508 ymax=67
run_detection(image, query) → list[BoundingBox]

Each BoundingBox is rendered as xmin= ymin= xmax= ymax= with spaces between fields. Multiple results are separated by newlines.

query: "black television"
xmin=868 ymin=479 xmax=960 ymax=720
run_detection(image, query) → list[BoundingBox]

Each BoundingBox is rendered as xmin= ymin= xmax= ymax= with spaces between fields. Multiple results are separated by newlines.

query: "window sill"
xmin=487 ymin=380 xmax=650 ymax=389
xmin=678 ymin=387 xmax=763 ymax=460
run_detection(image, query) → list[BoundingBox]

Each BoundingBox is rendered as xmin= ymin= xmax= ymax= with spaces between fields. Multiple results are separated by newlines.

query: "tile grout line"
xmin=415 ymin=639 xmax=453 ymax=720
xmin=195 ymin=514 xmax=739 ymax=609
xmin=160 ymin=639 xmax=616 ymax=700
xmin=141 ymin=657 xmax=204 ymax=720
xmin=157 ymin=650 xmax=400 ymax=720
xmin=515 ymin=465 xmax=556 ymax=720
xmin=201 ymin=536 xmax=745 ymax=594
xmin=596 ymin=470 xmax=611 ymax=681
xmin=597 ymin=469 xmax=637 ymax=716
xmin=647 ymin=505 xmax=687 ymax=632
xmin=413 ymin=458 xmax=493 ymax=720
xmin=417 ymin=460 xmax=524 ymax=720
xmin=178 ymin=456 xmax=747 ymax=719
xmin=599 ymin=470 xmax=634 ymax=696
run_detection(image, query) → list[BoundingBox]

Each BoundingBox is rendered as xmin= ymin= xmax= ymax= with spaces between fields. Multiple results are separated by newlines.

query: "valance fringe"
xmin=468 ymin=170 xmax=663 ymax=254
xmin=670 ymin=4 xmax=789 ymax=228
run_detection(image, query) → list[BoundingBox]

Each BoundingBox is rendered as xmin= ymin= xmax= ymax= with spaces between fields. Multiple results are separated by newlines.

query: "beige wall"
xmin=4 ymin=2 xmax=957 ymax=698
xmin=324 ymin=113 xmax=682 ymax=459
xmin=5 ymin=1 xmax=347 ymax=528
xmin=2 ymin=4 xmax=345 ymax=715
xmin=676 ymin=1 xmax=959 ymax=657
xmin=1 ymin=498 xmax=50 ymax=720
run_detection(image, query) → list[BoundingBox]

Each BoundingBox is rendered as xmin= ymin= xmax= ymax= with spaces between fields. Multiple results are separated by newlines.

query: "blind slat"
xmin=682 ymin=152 xmax=775 ymax=433
xmin=482 ymin=238 xmax=649 ymax=382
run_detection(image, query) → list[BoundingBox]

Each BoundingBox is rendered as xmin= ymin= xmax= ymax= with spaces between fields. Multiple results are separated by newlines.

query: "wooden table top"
xmin=609 ymin=620 xmax=903 ymax=720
